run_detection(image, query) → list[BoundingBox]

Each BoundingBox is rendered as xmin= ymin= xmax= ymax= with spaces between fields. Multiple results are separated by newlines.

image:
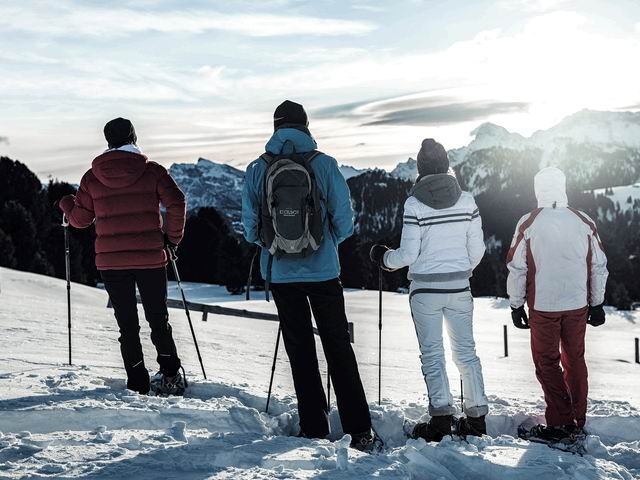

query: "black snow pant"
xmin=101 ymin=267 xmax=181 ymax=394
xmin=270 ymin=278 xmax=371 ymax=438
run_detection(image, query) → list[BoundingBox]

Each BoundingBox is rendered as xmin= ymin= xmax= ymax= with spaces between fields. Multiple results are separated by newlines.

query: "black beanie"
xmin=417 ymin=139 xmax=449 ymax=177
xmin=273 ymin=100 xmax=309 ymax=131
xmin=104 ymin=117 xmax=137 ymax=149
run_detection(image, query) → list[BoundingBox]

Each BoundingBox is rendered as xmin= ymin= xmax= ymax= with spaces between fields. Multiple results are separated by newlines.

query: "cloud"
xmin=318 ymin=94 xmax=529 ymax=126
xmin=0 ymin=136 xmax=8 ymax=145
xmin=0 ymin=3 xmax=376 ymax=37
xmin=363 ymin=101 xmax=529 ymax=127
xmin=500 ymin=0 xmax=571 ymax=12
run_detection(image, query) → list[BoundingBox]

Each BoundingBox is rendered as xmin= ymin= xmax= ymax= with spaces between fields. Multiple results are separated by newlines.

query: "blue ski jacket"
xmin=242 ymin=128 xmax=354 ymax=283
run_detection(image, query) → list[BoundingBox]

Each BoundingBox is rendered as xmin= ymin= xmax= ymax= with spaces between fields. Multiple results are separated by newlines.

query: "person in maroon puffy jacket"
xmin=59 ymin=118 xmax=187 ymax=394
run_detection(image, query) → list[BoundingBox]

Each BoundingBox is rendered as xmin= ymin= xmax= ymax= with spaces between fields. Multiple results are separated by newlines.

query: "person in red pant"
xmin=506 ymin=167 xmax=608 ymax=441
xmin=59 ymin=117 xmax=187 ymax=395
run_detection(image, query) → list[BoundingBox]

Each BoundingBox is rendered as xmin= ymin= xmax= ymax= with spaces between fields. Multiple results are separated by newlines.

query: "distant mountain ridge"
xmin=169 ymin=109 xmax=640 ymax=240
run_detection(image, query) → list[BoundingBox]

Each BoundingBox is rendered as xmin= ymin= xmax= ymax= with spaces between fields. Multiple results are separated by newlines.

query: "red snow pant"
xmin=529 ymin=307 xmax=588 ymax=428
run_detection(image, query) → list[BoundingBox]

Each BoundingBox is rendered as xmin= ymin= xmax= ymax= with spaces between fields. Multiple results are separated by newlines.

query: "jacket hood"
xmin=91 ymin=150 xmax=148 ymax=189
xmin=534 ymin=167 xmax=568 ymax=208
xmin=265 ymin=127 xmax=318 ymax=155
xmin=410 ymin=173 xmax=462 ymax=209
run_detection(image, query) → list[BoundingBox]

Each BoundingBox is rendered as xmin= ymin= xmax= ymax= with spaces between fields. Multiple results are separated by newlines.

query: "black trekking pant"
xmin=270 ymin=278 xmax=371 ymax=438
xmin=101 ymin=267 xmax=181 ymax=393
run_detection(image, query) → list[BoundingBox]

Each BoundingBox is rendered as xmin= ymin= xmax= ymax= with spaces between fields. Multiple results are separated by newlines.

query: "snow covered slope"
xmin=593 ymin=183 xmax=640 ymax=217
xmin=1 ymin=267 xmax=639 ymax=478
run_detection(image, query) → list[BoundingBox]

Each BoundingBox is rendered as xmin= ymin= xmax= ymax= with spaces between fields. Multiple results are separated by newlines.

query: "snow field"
xmin=1 ymin=267 xmax=639 ymax=479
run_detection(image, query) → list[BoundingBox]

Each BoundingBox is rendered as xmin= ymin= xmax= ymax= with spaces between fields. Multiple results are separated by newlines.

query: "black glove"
xmin=587 ymin=304 xmax=605 ymax=327
xmin=511 ymin=306 xmax=530 ymax=329
xmin=369 ymin=244 xmax=390 ymax=267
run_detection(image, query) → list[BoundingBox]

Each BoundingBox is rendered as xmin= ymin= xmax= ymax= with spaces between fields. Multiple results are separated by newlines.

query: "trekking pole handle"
xmin=167 ymin=244 xmax=178 ymax=262
xmin=62 ymin=213 xmax=69 ymax=228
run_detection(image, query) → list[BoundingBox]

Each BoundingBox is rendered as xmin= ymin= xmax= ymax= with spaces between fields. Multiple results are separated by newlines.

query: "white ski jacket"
xmin=383 ymin=173 xmax=486 ymax=282
xmin=506 ymin=167 xmax=608 ymax=312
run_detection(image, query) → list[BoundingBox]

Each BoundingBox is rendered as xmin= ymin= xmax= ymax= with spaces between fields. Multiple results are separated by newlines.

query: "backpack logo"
xmin=278 ymin=209 xmax=300 ymax=217
xmin=259 ymin=150 xmax=324 ymax=257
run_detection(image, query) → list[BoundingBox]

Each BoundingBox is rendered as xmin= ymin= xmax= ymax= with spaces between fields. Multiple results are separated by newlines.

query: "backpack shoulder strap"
xmin=260 ymin=152 xmax=273 ymax=163
xmin=304 ymin=150 xmax=322 ymax=162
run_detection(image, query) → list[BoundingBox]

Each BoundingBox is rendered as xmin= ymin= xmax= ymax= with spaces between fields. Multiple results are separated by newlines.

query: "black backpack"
xmin=258 ymin=146 xmax=324 ymax=299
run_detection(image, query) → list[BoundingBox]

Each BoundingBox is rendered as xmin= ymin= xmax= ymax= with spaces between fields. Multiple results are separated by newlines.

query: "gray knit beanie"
xmin=416 ymin=139 xmax=449 ymax=177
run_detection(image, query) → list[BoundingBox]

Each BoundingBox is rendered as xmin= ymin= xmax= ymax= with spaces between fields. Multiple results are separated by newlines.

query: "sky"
xmin=1 ymin=0 xmax=639 ymax=182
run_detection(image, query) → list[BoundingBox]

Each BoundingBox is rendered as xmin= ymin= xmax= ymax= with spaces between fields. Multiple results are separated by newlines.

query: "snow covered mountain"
xmin=339 ymin=164 xmax=369 ymax=180
xmin=390 ymin=158 xmax=417 ymax=182
xmin=451 ymin=110 xmax=640 ymax=195
xmin=1 ymin=267 xmax=639 ymax=478
xmin=169 ymin=158 xmax=245 ymax=229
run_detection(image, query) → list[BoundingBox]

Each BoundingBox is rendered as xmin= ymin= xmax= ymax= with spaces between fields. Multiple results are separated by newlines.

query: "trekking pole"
xmin=167 ymin=245 xmax=207 ymax=379
xmin=460 ymin=379 xmax=464 ymax=411
xmin=378 ymin=266 xmax=383 ymax=405
xmin=63 ymin=214 xmax=72 ymax=366
xmin=327 ymin=371 xmax=331 ymax=408
xmin=265 ymin=325 xmax=281 ymax=413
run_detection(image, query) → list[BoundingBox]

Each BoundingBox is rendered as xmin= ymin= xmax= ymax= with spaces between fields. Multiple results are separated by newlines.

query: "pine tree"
xmin=0 ymin=228 xmax=17 ymax=268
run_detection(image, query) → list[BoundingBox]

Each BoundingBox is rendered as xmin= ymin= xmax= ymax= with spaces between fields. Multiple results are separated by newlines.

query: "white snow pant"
xmin=409 ymin=289 xmax=489 ymax=417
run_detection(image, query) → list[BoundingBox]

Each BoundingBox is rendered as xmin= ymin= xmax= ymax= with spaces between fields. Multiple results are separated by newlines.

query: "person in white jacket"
xmin=506 ymin=166 xmax=608 ymax=441
xmin=370 ymin=139 xmax=488 ymax=442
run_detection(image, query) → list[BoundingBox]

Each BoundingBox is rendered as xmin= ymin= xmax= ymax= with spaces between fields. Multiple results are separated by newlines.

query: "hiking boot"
xmin=150 ymin=370 xmax=187 ymax=396
xmin=456 ymin=415 xmax=487 ymax=437
xmin=296 ymin=429 xmax=327 ymax=440
xmin=350 ymin=429 xmax=384 ymax=453
xmin=126 ymin=361 xmax=150 ymax=394
xmin=529 ymin=424 xmax=578 ymax=442
xmin=411 ymin=415 xmax=453 ymax=442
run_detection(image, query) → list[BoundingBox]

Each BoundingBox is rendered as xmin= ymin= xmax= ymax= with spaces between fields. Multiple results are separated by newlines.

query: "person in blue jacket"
xmin=242 ymin=100 xmax=376 ymax=451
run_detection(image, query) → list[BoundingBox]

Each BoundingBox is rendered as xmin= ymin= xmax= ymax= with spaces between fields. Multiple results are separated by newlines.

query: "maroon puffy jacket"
xmin=59 ymin=149 xmax=186 ymax=270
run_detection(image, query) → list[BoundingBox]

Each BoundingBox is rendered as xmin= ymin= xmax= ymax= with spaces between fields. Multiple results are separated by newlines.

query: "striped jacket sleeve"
xmin=383 ymin=198 xmax=421 ymax=270
xmin=506 ymin=214 xmax=530 ymax=308
xmin=589 ymin=232 xmax=608 ymax=306
xmin=467 ymin=199 xmax=485 ymax=269
xmin=579 ymin=211 xmax=608 ymax=306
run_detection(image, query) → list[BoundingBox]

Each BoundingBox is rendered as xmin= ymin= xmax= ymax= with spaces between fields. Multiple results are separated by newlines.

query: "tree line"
xmin=0 ymin=155 xmax=637 ymax=308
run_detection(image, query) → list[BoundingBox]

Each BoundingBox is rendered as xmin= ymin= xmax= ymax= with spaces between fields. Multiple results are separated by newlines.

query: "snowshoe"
xmin=454 ymin=415 xmax=487 ymax=438
xmin=518 ymin=423 xmax=586 ymax=455
xmin=350 ymin=428 xmax=384 ymax=453
xmin=150 ymin=369 xmax=187 ymax=396
xmin=410 ymin=415 xmax=453 ymax=442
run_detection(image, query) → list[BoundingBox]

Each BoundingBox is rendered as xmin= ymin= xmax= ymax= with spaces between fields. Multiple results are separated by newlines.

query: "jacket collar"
xmin=265 ymin=128 xmax=317 ymax=155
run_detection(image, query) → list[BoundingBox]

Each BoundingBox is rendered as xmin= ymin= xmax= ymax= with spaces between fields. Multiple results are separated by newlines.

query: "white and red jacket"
xmin=506 ymin=167 xmax=608 ymax=312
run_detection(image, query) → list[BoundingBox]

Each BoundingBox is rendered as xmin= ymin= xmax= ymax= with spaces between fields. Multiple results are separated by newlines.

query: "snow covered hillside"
xmin=2 ymin=267 xmax=639 ymax=479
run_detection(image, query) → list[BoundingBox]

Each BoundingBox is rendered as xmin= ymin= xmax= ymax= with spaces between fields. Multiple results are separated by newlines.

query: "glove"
xmin=511 ymin=305 xmax=530 ymax=329
xmin=369 ymin=244 xmax=390 ymax=267
xmin=163 ymin=233 xmax=178 ymax=249
xmin=58 ymin=195 xmax=75 ymax=214
xmin=164 ymin=234 xmax=179 ymax=260
xmin=587 ymin=304 xmax=605 ymax=327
